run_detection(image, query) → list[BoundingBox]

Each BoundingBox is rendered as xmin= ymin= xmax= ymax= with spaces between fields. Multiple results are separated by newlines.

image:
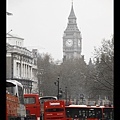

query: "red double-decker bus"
xmin=65 ymin=105 xmax=114 ymax=120
xmin=65 ymin=105 xmax=103 ymax=120
xmin=44 ymin=100 xmax=66 ymax=120
xmin=39 ymin=96 xmax=57 ymax=119
xmin=24 ymin=94 xmax=40 ymax=120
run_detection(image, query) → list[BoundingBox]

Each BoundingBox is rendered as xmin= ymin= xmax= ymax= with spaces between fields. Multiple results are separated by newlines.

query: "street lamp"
xmin=6 ymin=29 xmax=12 ymax=35
xmin=54 ymin=75 xmax=60 ymax=100
xmin=37 ymin=69 xmax=44 ymax=96
xmin=65 ymin=87 xmax=67 ymax=105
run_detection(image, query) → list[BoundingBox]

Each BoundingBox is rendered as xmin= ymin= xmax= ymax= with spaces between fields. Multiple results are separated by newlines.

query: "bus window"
xmin=39 ymin=96 xmax=57 ymax=104
xmin=78 ymin=109 xmax=87 ymax=118
xmin=45 ymin=108 xmax=64 ymax=112
xmin=24 ymin=97 xmax=36 ymax=104
xmin=66 ymin=108 xmax=79 ymax=118
xmin=88 ymin=108 xmax=102 ymax=119
xmin=6 ymin=86 xmax=14 ymax=95
xmin=103 ymin=108 xmax=114 ymax=120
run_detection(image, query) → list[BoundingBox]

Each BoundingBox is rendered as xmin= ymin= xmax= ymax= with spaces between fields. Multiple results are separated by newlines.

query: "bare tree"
xmin=88 ymin=36 xmax=114 ymax=100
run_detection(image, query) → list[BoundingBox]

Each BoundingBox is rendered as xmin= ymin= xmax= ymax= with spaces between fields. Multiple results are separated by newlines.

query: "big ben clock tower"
xmin=63 ymin=2 xmax=82 ymax=61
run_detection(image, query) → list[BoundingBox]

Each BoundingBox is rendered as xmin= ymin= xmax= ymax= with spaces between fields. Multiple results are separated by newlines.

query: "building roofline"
xmin=7 ymin=33 xmax=24 ymax=40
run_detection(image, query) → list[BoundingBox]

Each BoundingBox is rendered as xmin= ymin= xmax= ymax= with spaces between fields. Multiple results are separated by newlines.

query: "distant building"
xmin=63 ymin=2 xmax=82 ymax=61
xmin=31 ymin=49 xmax=38 ymax=93
xmin=6 ymin=33 xmax=38 ymax=94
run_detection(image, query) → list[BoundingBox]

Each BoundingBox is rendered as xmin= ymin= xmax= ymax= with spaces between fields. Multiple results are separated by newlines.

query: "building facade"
xmin=63 ymin=3 xmax=82 ymax=61
xmin=6 ymin=34 xmax=38 ymax=94
xmin=31 ymin=49 xmax=39 ymax=93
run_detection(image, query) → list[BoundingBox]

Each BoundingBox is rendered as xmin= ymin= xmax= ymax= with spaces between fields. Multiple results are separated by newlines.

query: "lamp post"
xmin=54 ymin=75 xmax=60 ymax=100
xmin=65 ymin=87 xmax=67 ymax=105
xmin=57 ymin=76 xmax=60 ymax=99
xmin=37 ymin=73 xmax=40 ymax=95
xmin=37 ymin=69 xmax=44 ymax=96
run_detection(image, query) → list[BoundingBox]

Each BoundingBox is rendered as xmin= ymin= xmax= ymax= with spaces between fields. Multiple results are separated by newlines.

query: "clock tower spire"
xmin=63 ymin=2 xmax=82 ymax=61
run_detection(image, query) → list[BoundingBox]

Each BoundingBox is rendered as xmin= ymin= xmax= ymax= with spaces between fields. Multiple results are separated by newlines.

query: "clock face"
xmin=78 ymin=39 xmax=81 ymax=47
xmin=65 ymin=39 xmax=73 ymax=47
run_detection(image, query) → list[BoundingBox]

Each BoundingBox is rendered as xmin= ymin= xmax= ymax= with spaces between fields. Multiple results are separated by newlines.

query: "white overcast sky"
xmin=7 ymin=0 xmax=113 ymax=63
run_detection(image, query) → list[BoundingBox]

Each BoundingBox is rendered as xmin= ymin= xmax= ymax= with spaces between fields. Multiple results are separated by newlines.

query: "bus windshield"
xmin=6 ymin=86 xmax=14 ymax=95
xmin=40 ymin=96 xmax=57 ymax=104
xmin=6 ymin=81 xmax=16 ymax=95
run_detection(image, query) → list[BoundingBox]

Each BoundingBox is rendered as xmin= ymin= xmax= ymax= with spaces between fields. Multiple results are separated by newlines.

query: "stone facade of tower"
xmin=63 ymin=3 xmax=82 ymax=61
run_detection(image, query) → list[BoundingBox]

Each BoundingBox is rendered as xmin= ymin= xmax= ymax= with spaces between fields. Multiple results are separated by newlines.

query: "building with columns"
xmin=6 ymin=33 xmax=38 ymax=94
xmin=63 ymin=2 xmax=82 ymax=61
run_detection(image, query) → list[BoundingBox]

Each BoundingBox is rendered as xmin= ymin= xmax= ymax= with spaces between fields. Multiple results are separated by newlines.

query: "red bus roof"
xmin=24 ymin=94 xmax=39 ymax=97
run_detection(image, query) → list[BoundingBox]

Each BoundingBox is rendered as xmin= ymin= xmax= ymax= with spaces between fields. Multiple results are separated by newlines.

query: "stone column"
xmin=27 ymin=65 xmax=28 ymax=78
xmin=19 ymin=63 xmax=21 ymax=77
xmin=22 ymin=64 xmax=24 ymax=78
xmin=19 ymin=63 xmax=20 ymax=77
xmin=18 ymin=63 xmax=19 ymax=77
xmin=13 ymin=60 xmax=16 ymax=77
xmin=28 ymin=66 xmax=30 ymax=79
xmin=16 ymin=63 xmax=18 ymax=76
xmin=21 ymin=62 xmax=22 ymax=77
xmin=31 ymin=67 xmax=32 ymax=79
xmin=24 ymin=64 xmax=26 ymax=78
xmin=29 ymin=66 xmax=31 ymax=79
